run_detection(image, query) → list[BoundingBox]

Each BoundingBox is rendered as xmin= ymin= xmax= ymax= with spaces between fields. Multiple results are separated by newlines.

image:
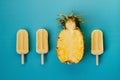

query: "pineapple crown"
xmin=57 ymin=13 xmax=83 ymax=28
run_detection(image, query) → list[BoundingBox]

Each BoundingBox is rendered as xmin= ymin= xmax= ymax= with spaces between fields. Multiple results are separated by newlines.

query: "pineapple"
xmin=56 ymin=13 xmax=84 ymax=64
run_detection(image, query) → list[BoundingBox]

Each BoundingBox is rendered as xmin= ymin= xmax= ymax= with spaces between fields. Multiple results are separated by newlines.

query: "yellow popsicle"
xmin=36 ymin=29 xmax=48 ymax=64
xmin=16 ymin=29 xmax=29 ymax=64
xmin=91 ymin=30 xmax=104 ymax=66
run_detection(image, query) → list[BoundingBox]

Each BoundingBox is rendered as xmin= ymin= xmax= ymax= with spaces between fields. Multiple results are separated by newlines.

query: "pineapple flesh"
xmin=56 ymin=14 xmax=84 ymax=64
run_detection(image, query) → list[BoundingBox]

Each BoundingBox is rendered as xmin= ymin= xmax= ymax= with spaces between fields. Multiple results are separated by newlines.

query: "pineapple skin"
xmin=56 ymin=28 xmax=84 ymax=64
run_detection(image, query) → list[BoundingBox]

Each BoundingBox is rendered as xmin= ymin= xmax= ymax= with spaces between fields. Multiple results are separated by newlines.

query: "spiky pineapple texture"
xmin=57 ymin=13 xmax=83 ymax=28
xmin=56 ymin=13 xmax=84 ymax=64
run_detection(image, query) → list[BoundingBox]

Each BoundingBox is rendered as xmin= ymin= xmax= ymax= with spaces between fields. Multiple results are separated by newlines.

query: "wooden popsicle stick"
xmin=21 ymin=54 xmax=24 ymax=64
xmin=96 ymin=55 xmax=99 ymax=66
xmin=41 ymin=54 xmax=44 ymax=65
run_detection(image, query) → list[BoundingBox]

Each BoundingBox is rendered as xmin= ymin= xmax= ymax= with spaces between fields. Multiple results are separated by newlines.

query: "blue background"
xmin=0 ymin=0 xmax=119 ymax=80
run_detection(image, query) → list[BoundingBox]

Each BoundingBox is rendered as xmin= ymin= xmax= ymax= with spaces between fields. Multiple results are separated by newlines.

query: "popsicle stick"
xmin=21 ymin=54 xmax=24 ymax=64
xmin=96 ymin=55 xmax=99 ymax=66
xmin=41 ymin=54 xmax=44 ymax=65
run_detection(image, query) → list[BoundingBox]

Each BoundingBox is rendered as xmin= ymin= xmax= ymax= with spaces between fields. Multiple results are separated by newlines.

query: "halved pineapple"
xmin=56 ymin=13 xmax=84 ymax=64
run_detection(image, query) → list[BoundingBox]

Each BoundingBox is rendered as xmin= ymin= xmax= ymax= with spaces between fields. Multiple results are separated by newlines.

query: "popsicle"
xmin=16 ymin=29 xmax=29 ymax=64
xmin=91 ymin=30 xmax=104 ymax=66
xmin=36 ymin=29 xmax=48 ymax=65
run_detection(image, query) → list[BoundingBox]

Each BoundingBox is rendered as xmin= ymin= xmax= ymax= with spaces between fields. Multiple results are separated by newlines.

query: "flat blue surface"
xmin=0 ymin=0 xmax=119 ymax=80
